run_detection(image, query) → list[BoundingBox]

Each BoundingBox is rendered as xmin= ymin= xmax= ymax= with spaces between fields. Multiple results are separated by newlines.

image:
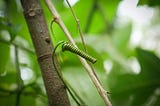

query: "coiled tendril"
xmin=62 ymin=42 xmax=97 ymax=64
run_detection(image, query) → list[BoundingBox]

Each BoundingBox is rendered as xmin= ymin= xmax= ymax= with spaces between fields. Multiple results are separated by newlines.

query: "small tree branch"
xmin=65 ymin=0 xmax=87 ymax=52
xmin=45 ymin=0 xmax=112 ymax=105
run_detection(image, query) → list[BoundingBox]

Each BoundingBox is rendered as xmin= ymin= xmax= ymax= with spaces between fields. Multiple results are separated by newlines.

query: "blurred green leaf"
xmin=0 ymin=17 xmax=8 ymax=31
xmin=81 ymin=35 xmax=131 ymax=71
xmin=138 ymin=0 xmax=160 ymax=7
xmin=136 ymin=48 xmax=160 ymax=78
xmin=0 ymin=95 xmax=16 ymax=106
xmin=99 ymin=0 xmax=120 ymax=22
xmin=20 ymin=95 xmax=36 ymax=106
xmin=63 ymin=66 xmax=106 ymax=106
xmin=3 ymin=0 xmax=32 ymax=43
xmin=107 ymin=48 xmax=160 ymax=106
xmin=88 ymin=10 xmax=107 ymax=33
xmin=0 ymin=43 xmax=10 ymax=74
xmin=112 ymin=23 xmax=132 ymax=54
xmin=0 ymin=72 xmax=17 ymax=85
xmin=83 ymin=0 xmax=120 ymax=33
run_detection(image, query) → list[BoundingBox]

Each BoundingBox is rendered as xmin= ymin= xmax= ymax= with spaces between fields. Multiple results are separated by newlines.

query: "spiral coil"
xmin=62 ymin=42 xmax=97 ymax=64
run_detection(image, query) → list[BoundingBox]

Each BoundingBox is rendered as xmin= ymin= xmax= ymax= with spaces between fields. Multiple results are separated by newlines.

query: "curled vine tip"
xmin=62 ymin=42 xmax=97 ymax=64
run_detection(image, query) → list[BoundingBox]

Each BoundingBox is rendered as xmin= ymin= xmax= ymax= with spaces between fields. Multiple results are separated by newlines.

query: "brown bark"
xmin=20 ymin=0 xmax=70 ymax=105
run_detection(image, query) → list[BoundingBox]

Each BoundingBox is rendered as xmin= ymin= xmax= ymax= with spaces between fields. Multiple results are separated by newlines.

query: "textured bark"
xmin=20 ymin=0 xmax=70 ymax=105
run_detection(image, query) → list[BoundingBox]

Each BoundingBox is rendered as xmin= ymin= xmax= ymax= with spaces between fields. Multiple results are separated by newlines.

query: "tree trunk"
xmin=20 ymin=0 xmax=70 ymax=105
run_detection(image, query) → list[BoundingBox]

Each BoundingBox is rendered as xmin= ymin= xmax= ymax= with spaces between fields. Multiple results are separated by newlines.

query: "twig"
xmin=65 ymin=0 xmax=87 ymax=52
xmin=45 ymin=0 xmax=112 ymax=105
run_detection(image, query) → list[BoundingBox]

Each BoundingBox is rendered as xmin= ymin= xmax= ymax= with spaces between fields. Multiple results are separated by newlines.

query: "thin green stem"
xmin=52 ymin=41 xmax=86 ymax=106
xmin=50 ymin=18 xmax=57 ymax=42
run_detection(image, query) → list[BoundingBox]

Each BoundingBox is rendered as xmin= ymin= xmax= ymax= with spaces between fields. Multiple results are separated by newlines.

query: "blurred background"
xmin=0 ymin=0 xmax=160 ymax=105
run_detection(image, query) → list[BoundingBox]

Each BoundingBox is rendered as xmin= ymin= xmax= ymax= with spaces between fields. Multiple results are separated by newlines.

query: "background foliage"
xmin=0 ymin=0 xmax=160 ymax=106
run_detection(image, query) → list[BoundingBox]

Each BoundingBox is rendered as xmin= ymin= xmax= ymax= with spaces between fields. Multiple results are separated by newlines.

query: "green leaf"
xmin=63 ymin=66 xmax=106 ymax=106
xmin=20 ymin=95 xmax=36 ymax=106
xmin=136 ymin=48 xmax=160 ymax=77
xmin=0 ymin=95 xmax=17 ymax=106
xmin=99 ymin=0 xmax=121 ymax=22
xmin=138 ymin=0 xmax=160 ymax=7
xmin=0 ymin=17 xmax=8 ymax=31
xmin=0 ymin=72 xmax=17 ymax=85
xmin=112 ymin=23 xmax=132 ymax=54
xmin=3 ymin=0 xmax=32 ymax=43
xmin=88 ymin=10 xmax=107 ymax=33
xmin=0 ymin=43 xmax=10 ymax=74
xmin=81 ymin=35 xmax=131 ymax=70
xmin=107 ymin=48 xmax=160 ymax=106
xmin=84 ymin=0 xmax=120 ymax=33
